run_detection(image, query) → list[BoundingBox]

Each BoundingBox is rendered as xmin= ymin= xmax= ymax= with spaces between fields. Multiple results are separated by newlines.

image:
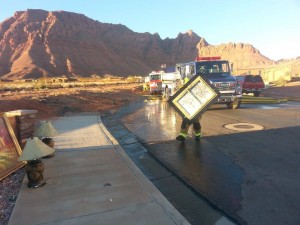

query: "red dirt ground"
xmin=0 ymin=83 xmax=145 ymax=120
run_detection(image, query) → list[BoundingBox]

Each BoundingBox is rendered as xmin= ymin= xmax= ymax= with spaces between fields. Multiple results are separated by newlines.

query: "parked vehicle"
xmin=148 ymin=68 xmax=182 ymax=98
xmin=236 ymin=75 xmax=265 ymax=97
xmin=148 ymin=71 xmax=163 ymax=94
xmin=176 ymin=56 xmax=242 ymax=109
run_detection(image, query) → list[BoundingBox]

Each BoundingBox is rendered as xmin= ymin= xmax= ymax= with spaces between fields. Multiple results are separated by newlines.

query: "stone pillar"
xmin=6 ymin=110 xmax=38 ymax=148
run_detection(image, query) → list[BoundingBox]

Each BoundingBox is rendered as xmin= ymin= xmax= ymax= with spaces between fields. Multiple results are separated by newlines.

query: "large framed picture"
xmin=0 ymin=113 xmax=25 ymax=180
xmin=170 ymin=75 xmax=220 ymax=122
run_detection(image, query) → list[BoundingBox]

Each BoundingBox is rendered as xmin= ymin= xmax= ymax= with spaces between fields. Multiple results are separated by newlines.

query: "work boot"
xmin=176 ymin=135 xmax=185 ymax=143
xmin=195 ymin=135 xmax=201 ymax=141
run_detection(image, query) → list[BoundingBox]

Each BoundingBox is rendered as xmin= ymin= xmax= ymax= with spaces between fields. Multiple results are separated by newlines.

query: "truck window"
xmin=150 ymin=74 xmax=161 ymax=81
xmin=177 ymin=65 xmax=186 ymax=77
xmin=244 ymin=75 xmax=254 ymax=82
xmin=220 ymin=63 xmax=229 ymax=72
xmin=196 ymin=61 xmax=230 ymax=74
xmin=185 ymin=65 xmax=195 ymax=77
xmin=253 ymin=75 xmax=263 ymax=82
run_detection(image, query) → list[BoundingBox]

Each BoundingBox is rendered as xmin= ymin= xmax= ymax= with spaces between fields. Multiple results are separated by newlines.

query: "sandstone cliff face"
xmin=197 ymin=42 xmax=273 ymax=71
xmin=0 ymin=9 xmax=272 ymax=79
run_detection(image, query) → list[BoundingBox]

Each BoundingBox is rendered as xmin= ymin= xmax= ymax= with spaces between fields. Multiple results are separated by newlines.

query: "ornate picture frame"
xmin=170 ymin=75 xmax=220 ymax=122
xmin=0 ymin=113 xmax=25 ymax=180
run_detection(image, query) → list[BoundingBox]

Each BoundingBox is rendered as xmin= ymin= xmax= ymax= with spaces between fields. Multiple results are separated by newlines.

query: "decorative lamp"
xmin=18 ymin=137 xmax=55 ymax=188
xmin=34 ymin=121 xmax=58 ymax=158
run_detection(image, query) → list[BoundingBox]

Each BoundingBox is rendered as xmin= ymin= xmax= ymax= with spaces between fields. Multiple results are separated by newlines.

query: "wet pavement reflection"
xmin=103 ymin=99 xmax=239 ymax=225
xmin=105 ymin=98 xmax=300 ymax=225
xmin=122 ymin=99 xmax=184 ymax=143
xmin=120 ymin=99 xmax=245 ymax=224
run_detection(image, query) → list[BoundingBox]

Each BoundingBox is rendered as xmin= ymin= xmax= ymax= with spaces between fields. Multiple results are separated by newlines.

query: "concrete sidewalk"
xmin=8 ymin=114 xmax=190 ymax=225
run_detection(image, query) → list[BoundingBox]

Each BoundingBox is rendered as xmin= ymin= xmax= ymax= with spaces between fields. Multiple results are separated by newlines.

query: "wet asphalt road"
xmin=102 ymin=98 xmax=300 ymax=225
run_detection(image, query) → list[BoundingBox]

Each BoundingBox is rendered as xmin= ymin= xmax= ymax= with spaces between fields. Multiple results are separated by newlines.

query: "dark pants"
xmin=179 ymin=117 xmax=201 ymax=137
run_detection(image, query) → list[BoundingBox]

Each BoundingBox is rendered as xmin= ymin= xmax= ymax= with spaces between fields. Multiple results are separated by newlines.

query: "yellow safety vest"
xmin=184 ymin=77 xmax=189 ymax=84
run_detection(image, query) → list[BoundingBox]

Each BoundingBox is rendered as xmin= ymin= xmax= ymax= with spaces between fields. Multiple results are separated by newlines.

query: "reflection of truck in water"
xmin=176 ymin=56 xmax=242 ymax=109
xmin=148 ymin=68 xmax=182 ymax=98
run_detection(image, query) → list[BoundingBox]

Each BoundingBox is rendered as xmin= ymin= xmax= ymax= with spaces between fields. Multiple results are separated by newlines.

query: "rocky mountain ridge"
xmin=0 ymin=9 xmax=274 ymax=79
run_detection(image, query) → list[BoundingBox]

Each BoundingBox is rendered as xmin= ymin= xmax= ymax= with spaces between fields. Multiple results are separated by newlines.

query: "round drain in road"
xmin=224 ymin=123 xmax=264 ymax=131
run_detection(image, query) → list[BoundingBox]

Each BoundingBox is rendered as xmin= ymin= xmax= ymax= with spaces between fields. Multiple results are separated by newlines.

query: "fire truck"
xmin=148 ymin=71 xmax=163 ymax=94
xmin=176 ymin=56 xmax=242 ymax=109
xmin=148 ymin=68 xmax=182 ymax=99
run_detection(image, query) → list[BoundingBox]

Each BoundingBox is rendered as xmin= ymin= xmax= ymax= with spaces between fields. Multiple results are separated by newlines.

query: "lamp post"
xmin=34 ymin=121 xmax=58 ymax=158
xmin=18 ymin=137 xmax=55 ymax=188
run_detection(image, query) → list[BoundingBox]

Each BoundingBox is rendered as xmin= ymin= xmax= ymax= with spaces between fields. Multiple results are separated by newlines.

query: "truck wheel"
xmin=226 ymin=99 xmax=241 ymax=109
xmin=253 ymin=91 xmax=260 ymax=97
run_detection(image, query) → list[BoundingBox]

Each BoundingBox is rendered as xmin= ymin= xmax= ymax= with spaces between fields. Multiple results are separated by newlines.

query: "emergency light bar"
xmin=195 ymin=56 xmax=221 ymax=61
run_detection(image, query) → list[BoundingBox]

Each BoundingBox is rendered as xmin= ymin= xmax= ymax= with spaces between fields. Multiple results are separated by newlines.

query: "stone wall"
xmin=6 ymin=110 xmax=38 ymax=148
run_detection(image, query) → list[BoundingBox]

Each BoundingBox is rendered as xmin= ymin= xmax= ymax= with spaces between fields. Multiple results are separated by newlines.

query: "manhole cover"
xmin=224 ymin=123 xmax=264 ymax=131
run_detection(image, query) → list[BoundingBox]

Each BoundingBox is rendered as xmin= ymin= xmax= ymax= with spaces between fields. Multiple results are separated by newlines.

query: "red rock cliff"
xmin=0 ymin=9 xmax=273 ymax=79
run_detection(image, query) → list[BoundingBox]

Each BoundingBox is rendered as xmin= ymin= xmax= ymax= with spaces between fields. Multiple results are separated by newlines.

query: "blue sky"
xmin=1 ymin=0 xmax=299 ymax=61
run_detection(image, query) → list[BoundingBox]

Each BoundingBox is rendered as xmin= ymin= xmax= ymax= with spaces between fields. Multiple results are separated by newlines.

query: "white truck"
xmin=148 ymin=69 xmax=182 ymax=99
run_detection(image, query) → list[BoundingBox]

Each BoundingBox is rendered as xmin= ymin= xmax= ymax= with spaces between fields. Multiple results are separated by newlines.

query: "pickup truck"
xmin=236 ymin=75 xmax=265 ymax=97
